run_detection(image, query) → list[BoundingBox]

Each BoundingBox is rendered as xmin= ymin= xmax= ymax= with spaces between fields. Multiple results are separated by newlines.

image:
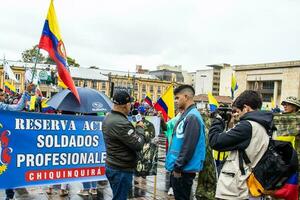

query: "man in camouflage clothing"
xmin=135 ymin=116 xmax=158 ymax=176
xmin=273 ymin=96 xmax=300 ymax=191
xmin=195 ymin=112 xmax=217 ymax=200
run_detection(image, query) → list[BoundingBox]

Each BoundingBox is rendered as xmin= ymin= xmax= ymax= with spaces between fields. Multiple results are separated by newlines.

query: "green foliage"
xmin=67 ymin=56 xmax=80 ymax=67
xmin=21 ymin=45 xmax=45 ymax=63
xmin=22 ymin=45 xmax=80 ymax=67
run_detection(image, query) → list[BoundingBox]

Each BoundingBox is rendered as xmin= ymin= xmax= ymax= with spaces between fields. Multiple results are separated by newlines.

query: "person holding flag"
xmin=0 ymin=84 xmax=34 ymax=111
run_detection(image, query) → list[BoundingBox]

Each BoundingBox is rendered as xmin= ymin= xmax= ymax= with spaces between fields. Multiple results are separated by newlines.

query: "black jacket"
xmin=209 ymin=110 xmax=273 ymax=151
xmin=103 ymin=110 xmax=145 ymax=170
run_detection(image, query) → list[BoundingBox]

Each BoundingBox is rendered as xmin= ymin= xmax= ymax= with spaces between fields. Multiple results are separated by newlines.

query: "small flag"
xmin=4 ymin=81 xmax=16 ymax=95
xmin=154 ymin=85 xmax=175 ymax=121
xmin=144 ymin=92 xmax=153 ymax=107
xmin=38 ymin=0 xmax=80 ymax=102
xmin=231 ymin=73 xmax=238 ymax=98
xmin=271 ymin=98 xmax=275 ymax=108
xmin=25 ymin=69 xmax=39 ymax=85
xmin=41 ymin=98 xmax=55 ymax=113
xmin=208 ymin=92 xmax=219 ymax=112
xmin=3 ymin=60 xmax=18 ymax=83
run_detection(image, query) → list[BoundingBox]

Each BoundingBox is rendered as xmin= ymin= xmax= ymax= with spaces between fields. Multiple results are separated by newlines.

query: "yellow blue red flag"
xmin=144 ymin=92 xmax=153 ymax=107
xmin=38 ymin=0 xmax=80 ymax=102
xmin=208 ymin=92 xmax=219 ymax=112
xmin=154 ymin=85 xmax=175 ymax=121
xmin=231 ymin=73 xmax=238 ymax=98
xmin=4 ymin=81 xmax=16 ymax=95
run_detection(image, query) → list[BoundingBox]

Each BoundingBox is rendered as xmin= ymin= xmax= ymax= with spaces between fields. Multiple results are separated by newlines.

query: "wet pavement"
xmin=0 ymin=136 xmax=197 ymax=199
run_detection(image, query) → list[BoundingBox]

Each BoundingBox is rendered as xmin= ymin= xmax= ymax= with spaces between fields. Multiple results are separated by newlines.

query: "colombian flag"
xmin=38 ymin=0 xmax=80 ymax=102
xmin=274 ymin=173 xmax=298 ymax=200
xmin=144 ymin=92 xmax=153 ymax=107
xmin=231 ymin=73 xmax=238 ymax=99
xmin=41 ymin=99 xmax=55 ymax=113
xmin=154 ymin=85 xmax=175 ymax=121
xmin=208 ymin=92 xmax=219 ymax=112
xmin=4 ymin=81 xmax=16 ymax=95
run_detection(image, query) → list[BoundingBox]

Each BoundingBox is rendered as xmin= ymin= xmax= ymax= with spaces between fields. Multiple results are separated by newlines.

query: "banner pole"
xmin=153 ymin=175 xmax=157 ymax=199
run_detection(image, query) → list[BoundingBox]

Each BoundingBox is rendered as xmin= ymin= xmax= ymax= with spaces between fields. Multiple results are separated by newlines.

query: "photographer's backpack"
xmin=239 ymin=122 xmax=298 ymax=197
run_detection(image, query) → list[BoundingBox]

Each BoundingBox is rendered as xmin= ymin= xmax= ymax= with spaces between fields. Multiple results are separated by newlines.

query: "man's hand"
xmin=136 ymin=121 xmax=144 ymax=128
xmin=172 ymin=171 xmax=182 ymax=178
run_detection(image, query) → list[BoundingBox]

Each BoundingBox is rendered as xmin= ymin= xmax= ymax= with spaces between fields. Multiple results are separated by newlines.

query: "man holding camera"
xmin=209 ymin=90 xmax=273 ymax=199
xmin=102 ymin=90 xmax=145 ymax=200
xmin=165 ymin=85 xmax=206 ymax=200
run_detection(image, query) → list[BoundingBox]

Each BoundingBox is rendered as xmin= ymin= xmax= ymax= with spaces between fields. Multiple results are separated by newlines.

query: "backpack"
xmin=240 ymin=126 xmax=299 ymax=197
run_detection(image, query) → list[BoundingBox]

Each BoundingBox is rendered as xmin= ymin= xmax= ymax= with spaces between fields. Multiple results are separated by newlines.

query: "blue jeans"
xmin=83 ymin=181 xmax=97 ymax=190
xmin=105 ymin=166 xmax=133 ymax=200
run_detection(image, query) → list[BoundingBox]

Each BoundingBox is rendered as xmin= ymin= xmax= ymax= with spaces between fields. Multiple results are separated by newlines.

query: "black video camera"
xmin=217 ymin=106 xmax=232 ymax=122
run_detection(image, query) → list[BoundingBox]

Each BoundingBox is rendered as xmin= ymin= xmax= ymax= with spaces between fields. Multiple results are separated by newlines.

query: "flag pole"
xmin=153 ymin=175 xmax=157 ymax=199
xmin=31 ymin=47 xmax=40 ymax=83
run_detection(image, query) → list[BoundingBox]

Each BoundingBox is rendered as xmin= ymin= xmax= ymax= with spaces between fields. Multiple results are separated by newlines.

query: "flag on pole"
xmin=231 ymin=73 xmax=238 ymax=99
xmin=154 ymin=85 xmax=175 ymax=121
xmin=271 ymin=98 xmax=275 ymax=108
xmin=25 ymin=68 xmax=39 ymax=85
xmin=208 ymin=92 xmax=219 ymax=112
xmin=4 ymin=81 xmax=17 ymax=95
xmin=41 ymin=98 xmax=55 ymax=113
xmin=3 ymin=60 xmax=18 ymax=83
xmin=144 ymin=92 xmax=153 ymax=107
xmin=38 ymin=0 xmax=80 ymax=102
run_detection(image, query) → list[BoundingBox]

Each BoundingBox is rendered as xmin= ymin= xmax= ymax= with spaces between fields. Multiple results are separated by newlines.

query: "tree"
xmin=67 ymin=56 xmax=80 ymax=67
xmin=22 ymin=45 xmax=80 ymax=67
xmin=22 ymin=45 xmax=45 ymax=63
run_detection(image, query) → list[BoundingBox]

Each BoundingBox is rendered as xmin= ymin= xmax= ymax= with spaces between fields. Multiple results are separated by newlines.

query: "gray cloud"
xmin=1 ymin=0 xmax=300 ymax=71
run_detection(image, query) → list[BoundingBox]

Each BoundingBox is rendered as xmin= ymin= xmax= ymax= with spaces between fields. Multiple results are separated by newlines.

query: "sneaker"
xmin=77 ymin=190 xmax=89 ymax=196
xmin=167 ymin=187 xmax=174 ymax=196
xmin=89 ymin=189 xmax=97 ymax=195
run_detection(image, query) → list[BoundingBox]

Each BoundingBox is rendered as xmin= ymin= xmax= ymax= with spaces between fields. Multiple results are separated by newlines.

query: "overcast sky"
xmin=1 ymin=0 xmax=300 ymax=72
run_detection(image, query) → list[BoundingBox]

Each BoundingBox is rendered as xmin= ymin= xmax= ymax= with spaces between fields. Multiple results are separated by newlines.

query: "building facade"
xmin=234 ymin=60 xmax=300 ymax=106
xmin=0 ymin=60 xmax=173 ymax=103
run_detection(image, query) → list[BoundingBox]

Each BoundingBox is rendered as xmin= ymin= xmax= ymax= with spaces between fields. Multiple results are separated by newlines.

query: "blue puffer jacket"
xmin=165 ymin=105 xmax=206 ymax=172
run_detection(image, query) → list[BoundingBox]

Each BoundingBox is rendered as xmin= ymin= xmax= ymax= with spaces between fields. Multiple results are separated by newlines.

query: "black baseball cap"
xmin=113 ymin=90 xmax=134 ymax=105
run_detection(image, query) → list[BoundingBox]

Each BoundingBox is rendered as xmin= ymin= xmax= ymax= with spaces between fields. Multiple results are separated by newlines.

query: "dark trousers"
xmin=106 ymin=166 xmax=133 ymax=200
xmin=5 ymin=189 xmax=14 ymax=199
xmin=171 ymin=172 xmax=196 ymax=200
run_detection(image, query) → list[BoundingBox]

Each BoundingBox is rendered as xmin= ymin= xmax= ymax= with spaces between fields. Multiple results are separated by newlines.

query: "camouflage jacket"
xmin=273 ymin=112 xmax=300 ymax=184
xmin=196 ymin=113 xmax=217 ymax=200
xmin=273 ymin=113 xmax=300 ymax=137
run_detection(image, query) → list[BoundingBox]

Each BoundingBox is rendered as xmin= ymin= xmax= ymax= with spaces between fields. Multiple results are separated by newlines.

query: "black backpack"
xmin=239 ymin=125 xmax=298 ymax=195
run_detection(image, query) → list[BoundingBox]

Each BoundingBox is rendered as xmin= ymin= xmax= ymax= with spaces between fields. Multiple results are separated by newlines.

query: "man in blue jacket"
xmin=165 ymin=85 xmax=206 ymax=200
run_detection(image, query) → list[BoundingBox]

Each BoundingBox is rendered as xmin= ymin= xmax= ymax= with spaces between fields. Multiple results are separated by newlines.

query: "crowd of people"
xmin=1 ymin=83 xmax=299 ymax=200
